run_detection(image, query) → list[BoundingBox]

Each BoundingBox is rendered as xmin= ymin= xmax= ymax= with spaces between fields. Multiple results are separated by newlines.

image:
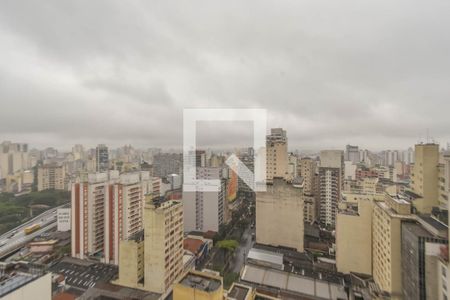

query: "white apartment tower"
xmin=319 ymin=150 xmax=344 ymax=228
xmin=183 ymin=167 xmax=226 ymax=232
xmin=71 ymin=171 xmax=151 ymax=264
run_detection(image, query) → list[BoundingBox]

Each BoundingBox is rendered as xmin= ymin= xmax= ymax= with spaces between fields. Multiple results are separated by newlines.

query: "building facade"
xmin=37 ymin=163 xmax=66 ymax=191
xmin=266 ymin=128 xmax=288 ymax=183
xmin=256 ymin=179 xmax=304 ymax=252
xmin=144 ymin=199 xmax=184 ymax=293
xmin=71 ymin=171 xmax=150 ymax=264
xmin=410 ymin=143 xmax=439 ymax=213
xmin=319 ymin=150 xmax=344 ymax=227
xmin=183 ymin=167 xmax=226 ymax=233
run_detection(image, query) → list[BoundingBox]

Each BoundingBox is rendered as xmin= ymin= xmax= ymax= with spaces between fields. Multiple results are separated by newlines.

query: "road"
xmin=0 ymin=204 xmax=67 ymax=259
xmin=231 ymin=225 xmax=254 ymax=273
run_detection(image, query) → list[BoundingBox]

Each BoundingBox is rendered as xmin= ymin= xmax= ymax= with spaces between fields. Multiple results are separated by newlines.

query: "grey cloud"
xmin=0 ymin=0 xmax=449 ymax=150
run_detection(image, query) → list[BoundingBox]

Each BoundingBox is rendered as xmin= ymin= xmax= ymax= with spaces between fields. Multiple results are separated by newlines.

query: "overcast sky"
xmin=1 ymin=1 xmax=449 ymax=151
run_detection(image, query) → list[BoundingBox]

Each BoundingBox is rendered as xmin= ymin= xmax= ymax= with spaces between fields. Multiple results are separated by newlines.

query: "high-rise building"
xmin=372 ymin=193 xmax=414 ymax=297
xmin=345 ymin=144 xmax=360 ymax=164
xmin=144 ymin=199 xmax=184 ymax=293
xmin=71 ymin=171 xmax=150 ymax=264
xmin=286 ymin=153 xmax=298 ymax=182
xmin=37 ymin=163 xmax=66 ymax=191
xmin=266 ymin=128 xmax=288 ymax=183
xmin=95 ymin=144 xmax=109 ymax=172
xmin=256 ymin=179 xmax=304 ymax=252
xmin=72 ymin=144 xmax=85 ymax=161
xmin=438 ymin=151 xmax=450 ymax=210
xmin=410 ymin=143 xmax=440 ymax=213
xmin=237 ymin=151 xmax=254 ymax=198
xmin=0 ymin=141 xmax=28 ymax=179
xmin=298 ymin=157 xmax=317 ymax=195
xmin=318 ymin=150 xmax=344 ymax=227
xmin=183 ymin=167 xmax=226 ymax=233
xmin=336 ymin=198 xmax=374 ymax=275
xmin=401 ymin=218 xmax=448 ymax=300
xmin=152 ymin=153 xmax=182 ymax=178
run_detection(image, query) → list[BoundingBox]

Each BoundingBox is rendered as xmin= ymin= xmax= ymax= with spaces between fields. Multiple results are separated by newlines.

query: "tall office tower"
xmin=401 ymin=147 xmax=415 ymax=164
xmin=37 ymin=163 xmax=66 ymax=191
xmin=401 ymin=217 xmax=448 ymax=300
xmin=383 ymin=150 xmax=399 ymax=166
xmin=372 ymin=193 xmax=415 ymax=298
xmin=256 ymin=179 xmax=304 ymax=252
xmin=336 ymin=198 xmax=373 ymax=275
xmin=345 ymin=144 xmax=360 ymax=164
xmin=0 ymin=141 xmax=28 ymax=179
xmin=71 ymin=171 xmax=150 ymax=264
xmin=410 ymin=143 xmax=440 ymax=213
xmin=438 ymin=151 xmax=450 ymax=209
xmin=318 ymin=150 xmax=344 ymax=228
xmin=196 ymin=150 xmax=206 ymax=168
xmin=183 ymin=167 xmax=226 ymax=232
xmin=72 ymin=144 xmax=85 ymax=161
xmin=266 ymin=128 xmax=288 ymax=183
xmin=144 ymin=199 xmax=183 ymax=294
xmin=153 ymin=153 xmax=182 ymax=178
xmin=237 ymin=152 xmax=254 ymax=198
xmin=95 ymin=144 xmax=109 ymax=172
xmin=298 ymin=158 xmax=317 ymax=195
xmin=285 ymin=153 xmax=298 ymax=182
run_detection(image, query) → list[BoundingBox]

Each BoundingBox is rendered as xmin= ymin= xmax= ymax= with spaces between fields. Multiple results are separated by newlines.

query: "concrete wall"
xmin=256 ymin=180 xmax=304 ymax=252
xmin=336 ymin=198 xmax=373 ymax=275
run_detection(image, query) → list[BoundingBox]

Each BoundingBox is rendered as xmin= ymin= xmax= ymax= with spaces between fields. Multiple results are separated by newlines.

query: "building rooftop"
xmin=228 ymin=283 xmax=252 ymax=300
xmin=241 ymin=264 xmax=347 ymax=300
xmin=247 ymin=248 xmax=284 ymax=268
xmin=81 ymin=282 xmax=161 ymax=300
xmin=403 ymin=190 xmax=422 ymax=200
xmin=49 ymin=257 xmax=118 ymax=291
xmin=179 ymin=272 xmax=222 ymax=292
xmin=0 ymin=273 xmax=39 ymax=298
xmin=183 ymin=238 xmax=204 ymax=255
xmin=418 ymin=214 xmax=448 ymax=237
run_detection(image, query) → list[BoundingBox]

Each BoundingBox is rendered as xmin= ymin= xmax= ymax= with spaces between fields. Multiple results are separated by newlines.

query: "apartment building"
xmin=336 ymin=197 xmax=374 ymax=275
xmin=410 ymin=143 xmax=440 ymax=213
xmin=298 ymin=157 xmax=317 ymax=195
xmin=71 ymin=171 xmax=150 ymax=265
xmin=256 ymin=178 xmax=304 ymax=252
xmin=115 ymin=231 xmax=144 ymax=288
xmin=372 ymin=193 xmax=415 ymax=298
xmin=144 ymin=199 xmax=184 ymax=294
xmin=438 ymin=151 xmax=450 ymax=210
xmin=345 ymin=144 xmax=360 ymax=164
xmin=183 ymin=167 xmax=226 ymax=233
xmin=95 ymin=144 xmax=109 ymax=172
xmin=319 ymin=150 xmax=344 ymax=227
xmin=37 ymin=163 xmax=66 ymax=191
xmin=266 ymin=128 xmax=288 ymax=183
xmin=401 ymin=217 xmax=448 ymax=300
xmin=0 ymin=141 xmax=28 ymax=178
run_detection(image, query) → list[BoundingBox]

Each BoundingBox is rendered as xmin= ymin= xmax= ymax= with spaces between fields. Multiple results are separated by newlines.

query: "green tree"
xmin=216 ymin=239 xmax=239 ymax=264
